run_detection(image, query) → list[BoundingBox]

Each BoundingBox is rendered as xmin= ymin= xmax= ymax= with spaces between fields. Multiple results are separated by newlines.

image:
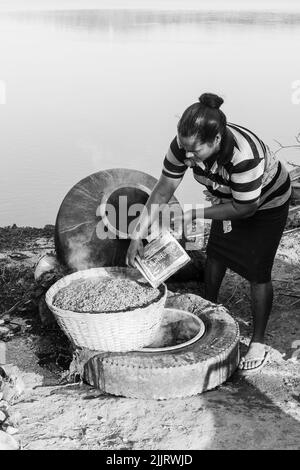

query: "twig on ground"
xmin=283 ymin=227 xmax=300 ymax=235
xmin=279 ymin=292 xmax=300 ymax=299
xmin=32 ymin=246 xmax=54 ymax=250
xmin=0 ymin=299 xmax=27 ymax=318
xmin=273 ymin=134 xmax=300 ymax=153
xmin=289 ymin=298 xmax=300 ymax=307
xmin=287 ymin=161 xmax=300 ymax=168
xmin=273 ymin=139 xmax=284 ymax=149
xmin=225 ymin=284 xmax=239 ymax=304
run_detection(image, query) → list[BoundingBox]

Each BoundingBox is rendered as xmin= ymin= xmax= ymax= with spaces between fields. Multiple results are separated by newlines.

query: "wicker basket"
xmin=45 ymin=267 xmax=167 ymax=352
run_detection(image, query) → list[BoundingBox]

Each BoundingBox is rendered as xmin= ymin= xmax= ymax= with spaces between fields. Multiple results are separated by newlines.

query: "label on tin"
xmin=223 ymin=220 xmax=232 ymax=233
xmin=135 ymin=231 xmax=191 ymax=288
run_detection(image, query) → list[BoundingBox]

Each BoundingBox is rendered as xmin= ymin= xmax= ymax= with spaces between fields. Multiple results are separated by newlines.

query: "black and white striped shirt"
xmin=162 ymin=123 xmax=291 ymax=210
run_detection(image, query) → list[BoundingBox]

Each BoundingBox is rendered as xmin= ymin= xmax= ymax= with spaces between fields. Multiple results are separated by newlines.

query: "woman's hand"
xmin=203 ymin=190 xmax=221 ymax=205
xmin=125 ymin=238 xmax=144 ymax=268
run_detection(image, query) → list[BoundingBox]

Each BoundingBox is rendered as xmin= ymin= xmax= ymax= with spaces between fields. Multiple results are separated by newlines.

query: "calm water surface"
xmin=0 ymin=8 xmax=300 ymax=226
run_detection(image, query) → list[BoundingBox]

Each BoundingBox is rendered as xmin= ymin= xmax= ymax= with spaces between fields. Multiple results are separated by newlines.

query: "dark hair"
xmin=177 ymin=93 xmax=227 ymax=144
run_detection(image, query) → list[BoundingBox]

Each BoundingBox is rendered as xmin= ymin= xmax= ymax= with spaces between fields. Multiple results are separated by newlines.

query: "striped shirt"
xmin=162 ymin=123 xmax=291 ymax=210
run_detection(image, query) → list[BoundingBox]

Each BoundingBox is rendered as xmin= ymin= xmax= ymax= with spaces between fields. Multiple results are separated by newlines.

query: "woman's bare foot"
xmin=238 ymin=341 xmax=270 ymax=371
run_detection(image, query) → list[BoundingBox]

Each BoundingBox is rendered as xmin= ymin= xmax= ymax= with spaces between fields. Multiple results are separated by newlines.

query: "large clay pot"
xmin=55 ymin=168 xmax=204 ymax=280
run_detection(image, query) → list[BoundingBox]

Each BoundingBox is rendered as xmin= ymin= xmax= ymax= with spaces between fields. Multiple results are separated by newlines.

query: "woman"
xmin=126 ymin=93 xmax=291 ymax=373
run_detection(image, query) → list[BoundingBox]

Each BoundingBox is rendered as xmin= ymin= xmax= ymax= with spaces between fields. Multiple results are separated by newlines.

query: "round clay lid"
xmin=55 ymin=168 xmax=181 ymax=271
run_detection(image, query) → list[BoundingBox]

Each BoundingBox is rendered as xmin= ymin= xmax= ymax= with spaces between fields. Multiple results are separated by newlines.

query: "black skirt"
xmin=206 ymin=199 xmax=290 ymax=283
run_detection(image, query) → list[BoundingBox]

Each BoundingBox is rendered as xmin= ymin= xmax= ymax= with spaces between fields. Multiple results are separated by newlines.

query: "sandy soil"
xmin=0 ymin=224 xmax=299 ymax=450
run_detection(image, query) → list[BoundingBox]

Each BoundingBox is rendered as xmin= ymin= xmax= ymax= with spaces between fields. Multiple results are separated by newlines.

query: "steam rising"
xmin=66 ymin=233 xmax=95 ymax=272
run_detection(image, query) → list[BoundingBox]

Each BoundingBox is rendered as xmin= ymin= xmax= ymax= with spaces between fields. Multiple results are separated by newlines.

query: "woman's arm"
xmin=177 ymin=199 xmax=259 ymax=234
xmin=126 ymin=135 xmax=187 ymax=267
xmin=202 ymin=199 xmax=259 ymax=220
xmin=199 ymin=156 xmax=263 ymax=220
xmin=126 ymin=173 xmax=183 ymax=267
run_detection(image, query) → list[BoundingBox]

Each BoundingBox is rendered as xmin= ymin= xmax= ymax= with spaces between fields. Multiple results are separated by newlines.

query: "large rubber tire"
xmin=83 ymin=293 xmax=239 ymax=399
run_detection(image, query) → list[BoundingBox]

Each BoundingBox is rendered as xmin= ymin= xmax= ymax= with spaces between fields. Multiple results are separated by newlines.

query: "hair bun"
xmin=199 ymin=93 xmax=224 ymax=109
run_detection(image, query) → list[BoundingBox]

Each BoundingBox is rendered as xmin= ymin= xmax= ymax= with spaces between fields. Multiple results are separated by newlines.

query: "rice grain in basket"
xmin=53 ymin=277 xmax=162 ymax=313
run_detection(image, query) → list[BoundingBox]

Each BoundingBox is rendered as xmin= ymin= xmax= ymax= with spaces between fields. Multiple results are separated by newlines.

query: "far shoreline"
xmin=1 ymin=0 xmax=300 ymax=13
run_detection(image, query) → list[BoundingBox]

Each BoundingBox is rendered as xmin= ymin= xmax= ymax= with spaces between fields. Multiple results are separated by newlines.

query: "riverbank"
xmin=0 ymin=223 xmax=299 ymax=449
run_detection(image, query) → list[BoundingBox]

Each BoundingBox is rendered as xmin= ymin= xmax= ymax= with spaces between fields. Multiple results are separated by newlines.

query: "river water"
xmin=0 ymin=6 xmax=299 ymax=226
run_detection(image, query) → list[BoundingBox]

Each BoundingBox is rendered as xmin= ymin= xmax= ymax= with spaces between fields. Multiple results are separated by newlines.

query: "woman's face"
xmin=178 ymin=134 xmax=221 ymax=164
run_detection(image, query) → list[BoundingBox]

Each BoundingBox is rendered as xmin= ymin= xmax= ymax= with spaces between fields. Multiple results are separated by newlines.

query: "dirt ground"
xmin=0 ymin=224 xmax=299 ymax=450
